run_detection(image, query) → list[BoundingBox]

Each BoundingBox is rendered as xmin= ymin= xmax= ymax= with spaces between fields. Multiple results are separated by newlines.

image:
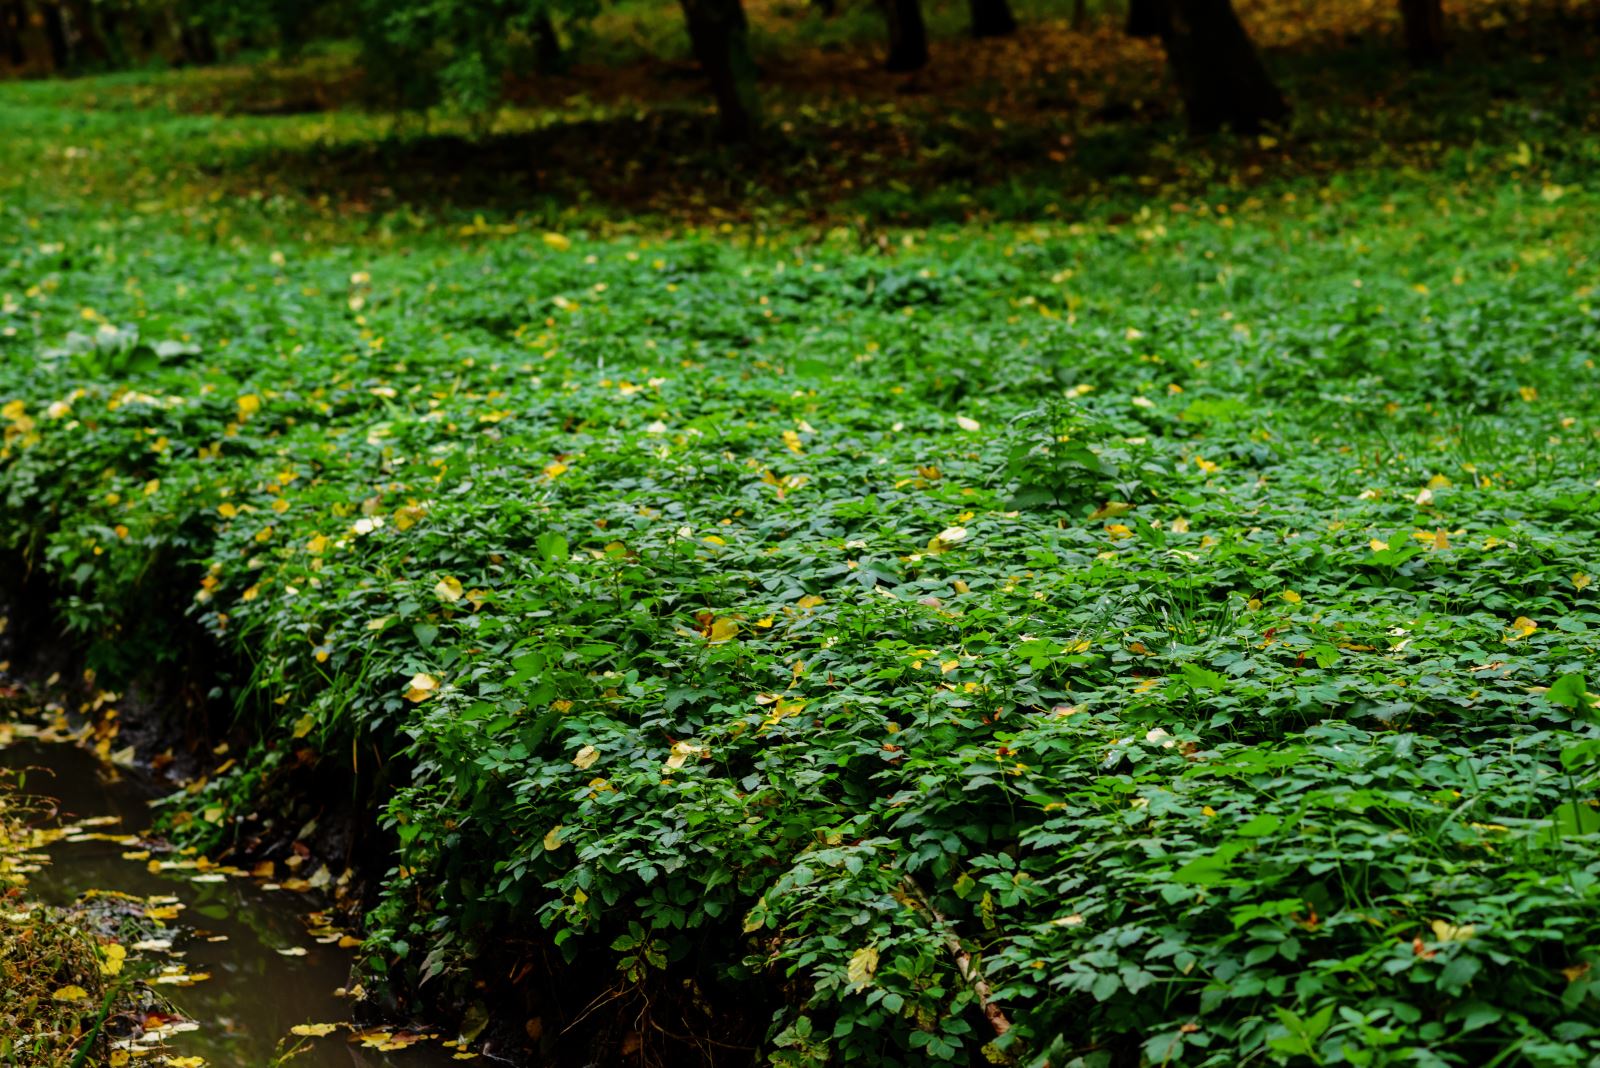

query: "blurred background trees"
xmin=0 ymin=0 xmax=1500 ymax=139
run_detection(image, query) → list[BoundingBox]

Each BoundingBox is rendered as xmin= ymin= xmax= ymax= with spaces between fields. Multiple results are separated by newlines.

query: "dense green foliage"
xmin=4 ymin=56 xmax=1600 ymax=1065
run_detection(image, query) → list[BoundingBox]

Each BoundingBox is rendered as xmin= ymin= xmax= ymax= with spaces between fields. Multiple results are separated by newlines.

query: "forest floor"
xmin=3 ymin=3 xmax=1600 ymax=1065
xmin=0 ymin=0 xmax=1594 ymax=229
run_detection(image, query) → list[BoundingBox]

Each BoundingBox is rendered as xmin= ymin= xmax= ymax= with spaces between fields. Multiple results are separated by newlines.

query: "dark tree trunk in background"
xmin=96 ymin=7 xmax=130 ymax=68
xmin=137 ymin=8 xmax=159 ymax=56
xmin=1398 ymin=0 xmax=1445 ymax=64
xmin=43 ymin=3 xmax=71 ymax=69
xmin=178 ymin=21 xmax=218 ymax=65
xmin=533 ymin=9 xmax=563 ymax=72
xmin=62 ymin=1 xmax=112 ymax=66
xmin=1152 ymin=0 xmax=1287 ymax=133
xmin=680 ymin=0 xmax=762 ymax=140
xmin=1072 ymin=0 xmax=1089 ymax=30
xmin=0 ymin=3 xmax=23 ymax=66
xmin=882 ymin=0 xmax=928 ymax=71
xmin=968 ymin=0 xmax=1016 ymax=38
xmin=1126 ymin=0 xmax=1162 ymax=37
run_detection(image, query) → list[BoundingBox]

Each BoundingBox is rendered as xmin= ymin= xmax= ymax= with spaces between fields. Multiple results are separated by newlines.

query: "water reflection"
xmin=0 ymin=736 xmax=461 ymax=1068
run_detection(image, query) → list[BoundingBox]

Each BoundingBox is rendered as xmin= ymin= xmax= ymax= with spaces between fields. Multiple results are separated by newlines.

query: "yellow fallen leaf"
xmin=1576 ymin=573 xmax=1592 ymax=591
xmin=955 ymin=415 xmax=981 ymax=432
xmin=1282 ymin=590 xmax=1302 ymax=604
xmin=664 ymin=740 xmax=705 ymax=769
xmin=1431 ymin=919 xmax=1476 ymax=943
xmin=543 ymin=825 xmax=564 ymax=850
xmin=572 ymin=745 xmax=599 ymax=770
xmin=797 ymin=594 xmax=825 ymax=609
xmin=51 ymin=984 xmax=89 ymax=1001
xmin=434 ymin=576 xmax=464 ymax=602
xmin=542 ymin=232 xmax=571 ymax=251
xmin=101 ymin=942 xmax=127 ymax=976
xmin=1089 ymin=501 xmax=1133 ymax=521
xmin=706 ymin=618 xmax=738 ymax=643
xmin=292 ymin=713 xmax=315 ymax=739
xmin=404 ymin=673 xmax=439 ymax=702
xmin=760 ymin=699 xmax=806 ymax=730
xmin=927 ymin=527 xmax=968 ymax=554
xmin=847 ymin=945 xmax=879 ymax=990
xmin=1507 ymin=616 xmax=1538 ymax=641
xmin=290 ymin=1023 xmax=343 ymax=1037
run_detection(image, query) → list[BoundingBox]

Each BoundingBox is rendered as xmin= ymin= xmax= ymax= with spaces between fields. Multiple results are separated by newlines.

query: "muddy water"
xmin=0 ymin=736 xmax=462 ymax=1068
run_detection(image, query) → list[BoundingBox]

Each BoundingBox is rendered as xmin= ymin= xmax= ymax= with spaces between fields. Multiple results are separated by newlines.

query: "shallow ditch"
xmin=0 ymin=725 xmax=466 ymax=1068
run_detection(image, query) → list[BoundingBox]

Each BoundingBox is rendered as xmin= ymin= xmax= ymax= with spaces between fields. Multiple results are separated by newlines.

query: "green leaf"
xmin=1180 ymin=664 xmax=1231 ymax=692
xmin=1546 ymin=673 xmax=1589 ymax=711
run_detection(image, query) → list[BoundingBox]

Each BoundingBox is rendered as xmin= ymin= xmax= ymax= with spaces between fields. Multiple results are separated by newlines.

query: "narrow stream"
xmin=1 ymin=733 xmax=464 ymax=1068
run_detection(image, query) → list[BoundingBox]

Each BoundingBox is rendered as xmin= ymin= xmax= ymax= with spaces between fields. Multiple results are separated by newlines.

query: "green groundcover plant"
xmin=3 ymin=80 xmax=1600 ymax=1065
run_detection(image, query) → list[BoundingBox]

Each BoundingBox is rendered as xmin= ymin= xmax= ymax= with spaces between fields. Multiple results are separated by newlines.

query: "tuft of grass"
xmin=0 ymin=775 xmax=108 ymax=1068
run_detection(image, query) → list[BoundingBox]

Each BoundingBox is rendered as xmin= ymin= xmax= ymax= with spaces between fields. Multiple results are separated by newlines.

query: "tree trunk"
xmin=882 ymin=0 xmax=928 ymax=71
xmin=680 ymin=0 xmax=762 ymax=141
xmin=533 ymin=9 xmax=563 ymax=73
xmin=62 ymin=1 xmax=112 ymax=67
xmin=1072 ymin=0 xmax=1088 ymax=30
xmin=1126 ymin=0 xmax=1162 ymax=37
xmin=968 ymin=0 xmax=1016 ymax=38
xmin=0 ymin=2 xmax=23 ymax=67
xmin=178 ymin=21 xmax=218 ymax=65
xmin=1398 ymin=0 xmax=1445 ymax=65
xmin=95 ymin=6 xmax=129 ymax=68
xmin=1152 ymin=0 xmax=1287 ymax=134
xmin=43 ymin=3 xmax=71 ymax=70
